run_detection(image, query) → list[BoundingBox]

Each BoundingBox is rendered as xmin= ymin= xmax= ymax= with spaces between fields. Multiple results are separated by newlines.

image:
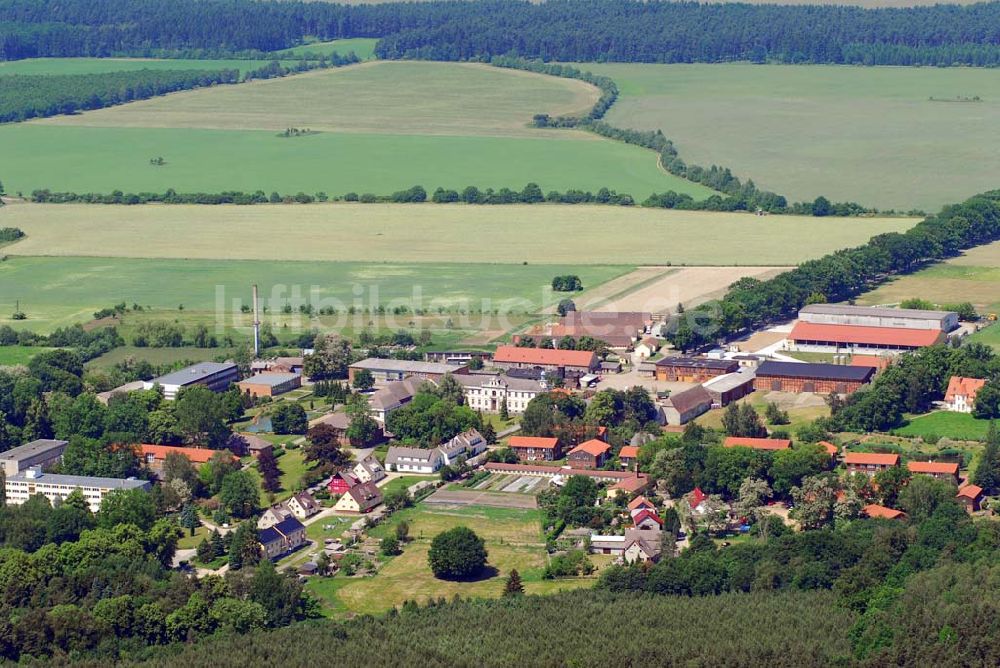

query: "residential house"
xmin=906 ymin=460 xmax=960 ymax=483
xmin=723 ymin=436 xmax=792 ymax=451
xmin=618 ymin=445 xmax=639 ymax=471
xmin=328 ymin=471 xmax=359 ymax=496
xmin=139 ymin=444 xmax=233 ymax=475
xmin=845 ymin=452 xmax=900 ymax=476
xmin=348 ymin=359 xmax=468 ymax=385
xmin=655 ymin=357 xmax=738 ymax=383
xmin=662 ymin=386 xmax=713 ymax=425
xmin=607 ymin=474 xmax=650 ymax=499
xmin=567 ymin=439 xmax=611 ymax=470
xmin=439 ymin=428 xmax=487 ymax=465
xmin=631 ymin=508 xmax=663 ymax=531
xmin=258 ymin=516 xmax=306 ymax=560
xmin=754 ymin=361 xmax=875 ymax=394
xmin=0 ymin=439 xmax=69 ymax=478
xmin=589 ymin=528 xmax=663 ymax=563
xmin=455 ymin=373 xmax=546 ymax=414
xmin=236 ymin=372 xmax=302 ymax=398
xmin=634 ymin=338 xmax=660 ymax=360
xmin=284 ymin=491 xmax=321 ymax=519
xmin=333 ymin=480 xmax=383 ymax=513
xmin=509 ymin=436 xmax=562 ymax=462
xmin=492 ymin=346 xmax=598 ymax=375
xmin=367 ymin=376 xmax=432 ymax=423
xmin=944 ymin=376 xmax=987 ymax=413
xmin=4 ymin=467 xmax=150 ymax=513
xmin=227 ymin=433 xmax=274 ymax=459
xmin=353 ymin=455 xmax=386 ymax=484
xmin=385 ymin=446 xmax=442 ymax=473
xmin=628 ymin=496 xmax=655 ymax=513
xmin=863 ymin=504 xmax=906 ymax=520
xmin=311 ymin=411 xmax=386 ymax=447
xmin=957 ymin=484 xmax=984 ymax=513
xmin=143 ymin=362 xmax=239 ymax=401
xmin=819 ymin=441 xmax=839 ymax=461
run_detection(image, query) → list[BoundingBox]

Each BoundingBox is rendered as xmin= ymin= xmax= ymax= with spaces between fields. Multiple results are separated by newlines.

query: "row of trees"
xmin=668 ymin=191 xmax=1000 ymax=352
xmin=0 ymin=69 xmax=239 ymax=123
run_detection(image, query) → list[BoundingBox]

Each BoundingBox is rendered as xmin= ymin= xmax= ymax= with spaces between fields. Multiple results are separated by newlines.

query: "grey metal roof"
xmin=148 ymin=362 xmax=237 ymax=387
xmin=703 ymin=370 xmax=756 ymax=393
xmin=757 ymin=360 xmax=876 ymax=382
xmin=453 ymin=373 xmax=545 ymax=392
xmin=0 ymin=439 xmax=68 ymax=462
xmin=351 ymin=358 xmax=463 ymax=374
xmin=800 ymin=304 xmax=955 ymax=320
xmin=8 ymin=470 xmax=150 ymax=490
xmin=385 ymin=446 xmax=441 ymax=464
xmin=655 ymin=356 xmax=739 ymax=371
xmin=240 ymin=372 xmax=300 ymax=387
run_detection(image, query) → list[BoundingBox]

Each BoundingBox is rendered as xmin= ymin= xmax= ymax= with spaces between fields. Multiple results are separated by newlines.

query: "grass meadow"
xmin=279 ymin=38 xmax=378 ymax=60
xmin=322 ymin=503 xmax=596 ymax=615
xmin=4 ymin=61 xmax=713 ymax=198
xmin=895 ymin=411 xmax=992 ymax=442
xmin=0 ymin=345 xmax=53 ymax=366
xmin=582 ymin=63 xmax=1000 ymax=211
xmin=0 ymin=255 xmax=629 ymax=332
xmin=2 ymin=203 xmax=914 ymax=265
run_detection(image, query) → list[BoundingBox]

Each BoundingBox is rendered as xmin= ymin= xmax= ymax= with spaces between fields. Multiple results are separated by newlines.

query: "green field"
xmin=324 ymin=503 xmax=596 ymax=615
xmin=280 ymin=38 xmax=378 ymax=60
xmin=0 ymin=255 xmax=629 ymax=332
xmin=581 ymin=63 xmax=1000 ymax=211
xmin=895 ymin=411 xmax=991 ymax=442
xmin=857 ymin=240 xmax=1000 ymax=331
xmin=0 ymin=345 xmax=53 ymax=366
xmin=2 ymin=203 xmax=913 ymax=265
xmin=2 ymin=61 xmax=713 ymax=198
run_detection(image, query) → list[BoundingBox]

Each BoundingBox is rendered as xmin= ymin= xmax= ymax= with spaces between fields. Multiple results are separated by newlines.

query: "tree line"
xmin=0 ymin=69 xmax=238 ymax=123
xmin=667 ymin=190 xmax=1000 ymax=351
xmin=5 ymin=0 xmax=1000 ymax=68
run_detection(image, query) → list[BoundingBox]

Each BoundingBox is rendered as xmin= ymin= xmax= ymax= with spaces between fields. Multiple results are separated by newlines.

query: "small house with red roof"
xmin=140 ymin=444 xmax=234 ymax=475
xmin=618 ymin=445 xmax=640 ymax=470
xmin=631 ymin=508 xmax=664 ymax=530
xmin=818 ymin=441 xmax=839 ymax=460
xmin=607 ymin=474 xmax=650 ymax=499
xmin=509 ymin=436 xmax=562 ymax=462
xmin=568 ymin=439 xmax=611 ymax=470
xmin=688 ymin=487 xmax=709 ymax=514
xmin=863 ymin=504 xmax=906 ymax=520
xmin=906 ymin=460 xmax=960 ymax=483
xmin=956 ymin=484 xmax=984 ymax=513
xmin=723 ymin=436 xmax=792 ymax=451
xmin=628 ymin=495 xmax=655 ymax=513
xmin=845 ymin=452 xmax=900 ymax=476
xmin=327 ymin=470 xmax=359 ymax=496
xmin=944 ymin=376 xmax=987 ymax=414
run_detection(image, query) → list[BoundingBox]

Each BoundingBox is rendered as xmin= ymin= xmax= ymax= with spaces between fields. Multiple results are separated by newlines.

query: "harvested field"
xmin=424 ymin=489 xmax=538 ymax=509
xmin=2 ymin=202 xmax=913 ymax=265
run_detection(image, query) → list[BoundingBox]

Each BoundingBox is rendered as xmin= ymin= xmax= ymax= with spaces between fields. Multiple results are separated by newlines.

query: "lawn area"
xmin=275 ymin=447 xmax=311 ymax=498
xmin=3 ymin=203 xmax=911 ymax=265
xmin=895 ymin=411 xmax=992 ymax=442
xmin=695 ymin=391 xmax=830 ymax=435
xmin=332 ymin=503 xmax=596 ymax=615
xmin=582 ymin=62 xmax=1000 ymax=210
xmin=177 ymin=524 xmax=211 ymax=550
xmin=857 ymin=241 xmax=1000 ymax=331
xmin=0 ymin=345 xmax=53 ymax=365
xmin=280 ymin=38 xmax=378 ymax=60
xmin=0 ymin=254 xmax=629 ymax=332
xmin=379 ymin=475 xmax=437 ymax=498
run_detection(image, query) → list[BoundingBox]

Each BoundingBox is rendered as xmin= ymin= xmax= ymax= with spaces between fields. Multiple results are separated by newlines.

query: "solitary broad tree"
xmin=428 ymin=526 xmax=488 ymax=580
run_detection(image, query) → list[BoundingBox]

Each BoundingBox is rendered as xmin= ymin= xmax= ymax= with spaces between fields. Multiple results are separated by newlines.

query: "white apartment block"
xmin=5 ymin=467 xmax=151 ymax=512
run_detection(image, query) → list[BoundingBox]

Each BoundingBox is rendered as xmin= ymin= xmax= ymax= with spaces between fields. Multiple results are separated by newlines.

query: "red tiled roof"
xmin=689 ymin=487 xmax=708 ymax=508
xmin=631 ymin=508 xmax=663 ymax=527
xmin=863 ymin=504 xmax=906 ymax=519
xmin=610 ymin=475 xmax=649 ymax=493
xmin=618 ymin=446 xmax=640 ymax=459
xmin=818 ymin=441 xmax=839 ymax=456
xmin=140 ymin=444 xmax=230 ymax=464
xmin=789 ymin=322 xmax=942 ymax=348
xmin=907 ymin=461 xmax=959 ymax=476
xmin=945 ymin=376 xmax=987 ymax=403
xmin=723 ymin=437 xmax=791 ymax=451
xmin=508 ymin=436 xmax=560 ymax=449
xmin=628 ymin=495 xmax=653 ymax=511
xmin=569 ymin=439 xmax=611 ymax=457
xmin=957 ymin=484 xmax=983 ymax=500
xmin=845 ymin=452 xmax=900 ymax=466
xmin=493 ymin=346 xmax=597 ymax=368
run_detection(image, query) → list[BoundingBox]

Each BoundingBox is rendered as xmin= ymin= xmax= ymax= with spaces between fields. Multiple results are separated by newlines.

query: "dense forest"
xmin=668 ymin=190 xmax=1000 ymax=351
xmin=3 ymin=0 xmax=1000 ymax=67
xmin=0 ymin=69 xmax=238 ymax=123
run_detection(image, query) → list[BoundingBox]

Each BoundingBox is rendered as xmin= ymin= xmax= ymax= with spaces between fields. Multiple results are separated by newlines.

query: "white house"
xmin=353 ymin=455 xmax=387 ymax=484
xmin=455 ymin=374 xmax=546 ymax=414
xmin=438 ymin=428 xmax=488 ymax=465
xmin=385 ymin=446 xmax=442 ymax=473
xmin=333 ymin=481 xmax=382 ymax=513
xmin=634 ymin=337 xmax=661 ymax=360
xmin=944 ymin=376 xmax=987 ymax=413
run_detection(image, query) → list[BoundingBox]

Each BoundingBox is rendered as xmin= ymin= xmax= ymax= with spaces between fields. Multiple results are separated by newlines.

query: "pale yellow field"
xmin=33 ymin=61 xmax=599 ymax=139
xmin=3 ymin=202 xmax=915 ymax=265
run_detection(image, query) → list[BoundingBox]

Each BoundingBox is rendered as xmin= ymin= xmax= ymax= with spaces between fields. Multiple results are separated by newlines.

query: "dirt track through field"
xmin=425 ymin=489 xmax=538 ymax=509
xmin=576 ymin=265 xmax=789 ymax=314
